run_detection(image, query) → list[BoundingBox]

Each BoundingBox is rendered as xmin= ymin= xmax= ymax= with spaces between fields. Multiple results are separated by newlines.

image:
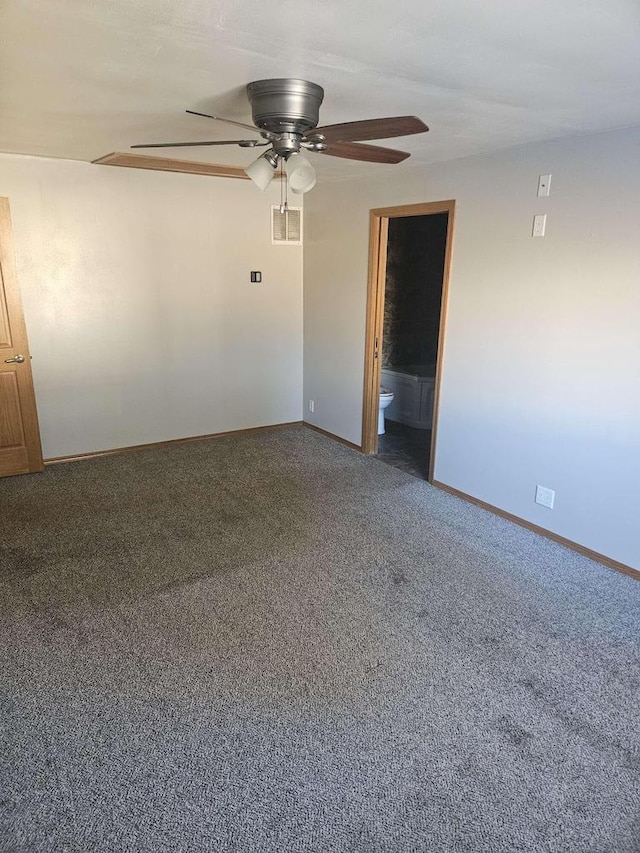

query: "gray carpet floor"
xmin=1 ymin=425 xmax=639 ymax=853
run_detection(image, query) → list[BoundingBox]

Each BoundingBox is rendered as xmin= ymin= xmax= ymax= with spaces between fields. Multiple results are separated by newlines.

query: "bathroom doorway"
xmin=361 ymin=200 xmax=456 ymax=481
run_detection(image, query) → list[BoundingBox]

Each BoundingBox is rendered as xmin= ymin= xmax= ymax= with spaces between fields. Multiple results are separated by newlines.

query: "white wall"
xmin=303 ymin=127 xmax=640 ymax=571
xmin=0 ymin=154 xmax=303 ymax=458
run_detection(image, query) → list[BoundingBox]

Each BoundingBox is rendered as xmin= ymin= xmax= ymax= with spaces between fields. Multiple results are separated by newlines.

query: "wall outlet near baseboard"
xmin=535 ymin=484 xmax=555 ymax=509
xmin=308 ymin=399 xmax=315 ymax=413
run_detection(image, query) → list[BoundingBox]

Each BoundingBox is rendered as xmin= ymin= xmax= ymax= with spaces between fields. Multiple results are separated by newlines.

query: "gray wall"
xmin=0 ymin=154 xmax=303 ymax=458
xmin=303 ymin=126 xmax=640 ymax=571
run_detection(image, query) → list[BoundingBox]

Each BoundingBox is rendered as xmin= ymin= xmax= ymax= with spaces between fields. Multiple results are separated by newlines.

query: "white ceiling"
xmin=2 ymin=0 xmax=640 ymax=181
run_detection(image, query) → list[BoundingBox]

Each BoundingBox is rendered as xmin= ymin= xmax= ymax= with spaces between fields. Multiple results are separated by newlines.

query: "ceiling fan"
xmin=131 ymin=78 xmax=429 ymax=194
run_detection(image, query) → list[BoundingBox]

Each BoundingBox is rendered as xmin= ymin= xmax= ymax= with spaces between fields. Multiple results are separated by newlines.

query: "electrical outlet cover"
xmin=535 ymin=485 xmax=555 ymax=509
xmin=532 ymin=214 xmax=547 ymax=237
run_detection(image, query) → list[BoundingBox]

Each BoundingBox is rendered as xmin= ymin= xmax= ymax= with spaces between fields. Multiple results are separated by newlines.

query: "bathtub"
xmin=380 ymin=364 xmax=436 ymax=430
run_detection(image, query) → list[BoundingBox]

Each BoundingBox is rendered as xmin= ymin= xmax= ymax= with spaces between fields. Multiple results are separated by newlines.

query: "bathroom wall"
xmin=382 ymin=212 xmax=448 ymax=369
xmin=303 ymin=126 xmax=640 ymax=572
xmin=0 ymin=153 xmax=303 ymax=458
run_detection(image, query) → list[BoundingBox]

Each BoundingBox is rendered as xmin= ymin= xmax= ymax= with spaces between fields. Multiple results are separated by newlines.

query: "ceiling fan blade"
xmin=318 ymin=141 xmax=411 ymax=164
xmin=131 ymin=139 xmax=267 ymax=149
xmin=307 ymin=116 xmax=428 ymax=144
xmin=185 ymin=110 xmax=262 ymax=134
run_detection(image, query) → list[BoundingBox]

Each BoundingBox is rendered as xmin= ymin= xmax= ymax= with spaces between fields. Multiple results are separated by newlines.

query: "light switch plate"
xmin=537 ymin=174 xmax=552 ymax=197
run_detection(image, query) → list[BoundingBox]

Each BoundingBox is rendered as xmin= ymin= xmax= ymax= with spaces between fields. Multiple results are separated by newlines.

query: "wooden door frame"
xmin=361 ymin=200 xmax=456 ymax=482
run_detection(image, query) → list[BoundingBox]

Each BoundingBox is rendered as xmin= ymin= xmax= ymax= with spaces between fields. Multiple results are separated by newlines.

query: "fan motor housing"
xmin=247 ymin=79 xmax=324 ymax=134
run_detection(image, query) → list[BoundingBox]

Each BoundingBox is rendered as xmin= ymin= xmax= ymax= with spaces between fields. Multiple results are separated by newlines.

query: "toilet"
xmin=378 ymin=387 xmax=394 ymax=435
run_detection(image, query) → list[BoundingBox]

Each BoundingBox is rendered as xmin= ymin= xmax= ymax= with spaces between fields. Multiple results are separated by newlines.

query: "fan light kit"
xmin=132 ymin=78 xmax=429 ymax=206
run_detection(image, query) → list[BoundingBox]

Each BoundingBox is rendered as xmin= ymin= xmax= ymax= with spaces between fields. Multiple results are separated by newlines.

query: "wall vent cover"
xmin=271 ymin=206 xmax=302 ymax=245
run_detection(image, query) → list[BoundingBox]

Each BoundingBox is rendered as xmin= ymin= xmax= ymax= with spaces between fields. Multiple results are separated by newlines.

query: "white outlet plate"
xmin=308 ymin=399 xmax=314 ymax=413
xmin=535 ymin=485 xmax=555 ymax=509
xmin=532 ymin=214 xmax=547 ymax=237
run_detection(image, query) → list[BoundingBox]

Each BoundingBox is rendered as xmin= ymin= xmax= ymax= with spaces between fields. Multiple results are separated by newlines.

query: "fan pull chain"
xmin=279 ymin=157 xmax=288 ymax=215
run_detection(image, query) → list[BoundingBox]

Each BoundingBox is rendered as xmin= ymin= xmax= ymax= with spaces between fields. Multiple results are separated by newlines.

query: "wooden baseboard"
xmin=303 ymin=422 xmax=362 ymax=451
xmin=431 ymin=479 xmax=640 ymax=582
xmin=44 ymin=422 xmax=303 ymax=465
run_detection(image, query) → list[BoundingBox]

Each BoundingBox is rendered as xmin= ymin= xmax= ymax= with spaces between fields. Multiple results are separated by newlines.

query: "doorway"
xmin=361 ymin=200 xmax=455 ymax=481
